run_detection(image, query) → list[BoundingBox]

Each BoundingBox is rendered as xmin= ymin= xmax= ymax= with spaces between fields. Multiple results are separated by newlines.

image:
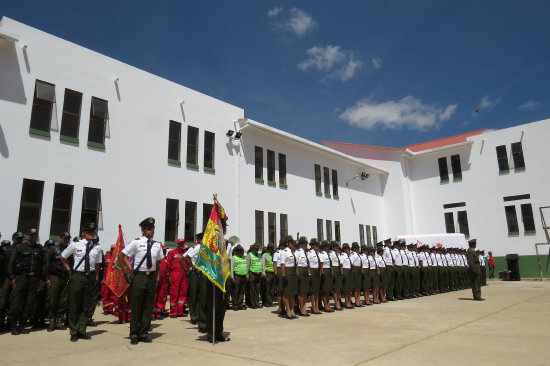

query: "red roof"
xmin=403 ymin=129 xmax=487 ymax=152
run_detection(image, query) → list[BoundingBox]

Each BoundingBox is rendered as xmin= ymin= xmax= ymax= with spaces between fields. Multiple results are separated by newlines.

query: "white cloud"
xmin=478 ymin=95 xmax=501 ymax=110
xmin=269 ymin=7 xmax=317 ymax=36
xmin=298 ymin=45 xmax=362 ymax=81
xmin=339 ymin=96 xmax=458 ymax=131
xmin=371 ymin=58 xmax=382 ymax=69
xmin=518 ymin=100 xmax=541 ymax=110
xmin=267 ymin=6 xmax=284 ymax=18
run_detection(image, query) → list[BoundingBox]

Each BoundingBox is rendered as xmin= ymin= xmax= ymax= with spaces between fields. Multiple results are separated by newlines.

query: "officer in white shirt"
xmin=118 ymin=217 xmax=164 ymax=345
xmin=383 ymin=240 xmax=395 ymax=300
xmin=340 ymin=243 xmax=353 ymax=308
xmin=295 ymin=237 xmax=310 ymax=316
xmin=330 ymin=242 xmax=343 ymax=311
xmin=391 ymin=241 xmax=404 ymax=300
xmin=280 ymin=236 xmax=298 ymax=319
xmin=359 ymin=245 xmax=372 ymax=306
xmin=307 ymin=239 xmax=322 ymax=314
xmin=273 ymin=240 xmax=285 ymax=315
xmin=319 ymin=241 xmax=333 ymax=312
xmin=61 ymin=222 xmax=102 ymax=342
xmin=350 ymin=242 xmax=363 ymax=307
xmin=375 ymin=244 xmax=387 ymax=303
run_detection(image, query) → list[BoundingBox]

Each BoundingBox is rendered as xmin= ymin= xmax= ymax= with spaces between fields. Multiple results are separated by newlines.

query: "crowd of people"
xmin=0 ymin=224 xmax=490 ymax=342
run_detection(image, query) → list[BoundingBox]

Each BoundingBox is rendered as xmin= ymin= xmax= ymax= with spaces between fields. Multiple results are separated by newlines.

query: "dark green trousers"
xmin=263 ymin=271 xmax=276 ymax=306
xmin=231 ymin=274 xmax=246 ymax=308
xmin=0 ymin=276 xmax=11 ymax=323
xmin=129 ymin=272 xmax=156 ymax=340
xmin=481 ymin=266 xmax=487 ymax=286
xmin=402 ymin=267 xmax=411 ymax=297
xmin=68 ymin=272 xmax=94 ymax=336
xmin=248 ymin=271 xmax=261 ymax=307
xmin=8 ymin=274 xmax=41 ymax=323
xmin=188 ymin=270 xmax=198 ymax=322
xmin=47 ymin=274 xmax=69 ymax=320
xmin=197 ymin=273 xmax=208 ymax=331
xmin=87 ymin=277 xmax=101 ymax=319
xmin=205 ymin=280 xmax=226 ymax=338
xmin=469 ymin=269 xmax=482 ymax=299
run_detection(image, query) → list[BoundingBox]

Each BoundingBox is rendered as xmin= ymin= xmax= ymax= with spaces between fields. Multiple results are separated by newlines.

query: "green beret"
xmin=331 ymin=241 xmax=339 ymax=248
xmin=139 ymin=217 xmax=155 ymax=228
xmin=342 ymin=243 xmax=350 ymax=249
xmin=285 ymin=235 xmax=295 ymax=243
xmin=298 ymin=236 xmax=308 ymax=244
xmin=351 ymin=242 xmax=359 ymax=249
xmin=360 ymin=245 xmax=367 ymax=250
xmin=321 ymin=240 xmax=329 ymax=246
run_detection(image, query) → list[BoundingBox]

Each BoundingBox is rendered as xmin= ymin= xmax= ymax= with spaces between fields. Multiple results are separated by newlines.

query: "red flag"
xmin=103 ymin=225 xmax=129 ymax=298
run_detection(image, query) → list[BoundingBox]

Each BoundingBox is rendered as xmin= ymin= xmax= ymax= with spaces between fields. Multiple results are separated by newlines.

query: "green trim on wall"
xmin=525 ymin=230 xmax=536 ymax=235
xmin=29 ymin=128 xmax=51 ymax=138
xmin=164 ymin=241 xmax=176 ymax=246
xmin=440 ymin=178 xmax=449 ymax=184
xmin=186 ymin=163 xmax=199 ymax=169
xmin=267 ymin=181 xmax=276 ymax=186
xmin=280 ymin=183 xmax=288 ymax=189
xmin=87 ymin=141 xmax=105 ymax=149
xmin=333 ymin=195 xmax=339 ymax=200
xmin=453 ymin=177 xmax=462 ymax=182
xmin=316 ymin=191 xmax=322 ymax=197
xmin=514 ymin=167 xmax=526 ymax=172
xmin=508 ymin=232 xmax=519 ymax=237
xmin=324 ymin=193 xmax=331 ymax=198
xmin=168 ymin=159 xmax=181 ymax=165
xmin=204 ymin=166 xmax=215 ymax=173
xmin=60 ymin=135 xmax=78 ymax=143
xmin=492 ymin=255 xmax=549 ymax=279
xmin=255 ymin=178 xmax=264 ymax=184
xmin=49 ymin=235 xmax=60 ymax=241
xmin=499 ymin=169 xmax=510 ymax=175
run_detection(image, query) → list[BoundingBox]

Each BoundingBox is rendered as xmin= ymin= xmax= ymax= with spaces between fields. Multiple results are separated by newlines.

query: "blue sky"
xmin=3 ymin=1 xmax=550 ymax=148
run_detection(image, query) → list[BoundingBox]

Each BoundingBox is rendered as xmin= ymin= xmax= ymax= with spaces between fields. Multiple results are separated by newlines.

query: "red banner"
xmin=103 ymin=225 xmax=129 ymax=298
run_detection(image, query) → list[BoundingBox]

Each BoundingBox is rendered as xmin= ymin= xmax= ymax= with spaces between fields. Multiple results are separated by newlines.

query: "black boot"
xmin=10 ymin=319 xmax=20 ymax=335
xmin=56 ymin=317 xmax=67 ymax=330
xmin=47 ymin=318 xmax=57 ymax=332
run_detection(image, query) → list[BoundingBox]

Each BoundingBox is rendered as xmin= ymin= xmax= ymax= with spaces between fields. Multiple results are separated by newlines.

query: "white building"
xmin=1 ymin=17 xmax=548 ymax=275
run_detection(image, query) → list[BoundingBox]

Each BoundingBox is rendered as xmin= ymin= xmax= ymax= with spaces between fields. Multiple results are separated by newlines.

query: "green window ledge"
xmin=525 ymin=230 xmax=536 ymax=235
xmin=508 ymin=232 xmax=519 ymax=237
xmin=514 ymin=167 xmax=526 ymax=172
xmin=267 ymin=181 xmax=276 ymax=186
xmin=316 ymin=191 xmax=322 ymax=197
xmin=325 ymin=193 xmax=331 ymax=198
xmin=87 ymin=141 xmax=105 ymax=149
xmin=453 ymin=177 xmax=462 ymax=182
xmin=280 ymin=183 xmax=288 ymax=189
xmin=499 ymin=169 xmax=510 ymax=175
xmin=49 ymin=235 xmax=60 ymax=241
xmin=204 ymin=167 xmax=215 ymax=173
xmin=60 ymin=135 xmax=78 ymax=143
xmin=186 ymin=163 xmax=199 ymax=170
xmin=440 ymin=179 xmax=449 ymax=184
xmin=164 ymin=241 xmax=176 ymax=246
xmin=333 ymin=195 xmax=339 ymax=200
xmin=255 ymin=178 xmax=264 ymax=184
xmin=29 ymin=128 xmax=50 ymax=138
xmin=168 ymin=159 xmax=181 ymax=165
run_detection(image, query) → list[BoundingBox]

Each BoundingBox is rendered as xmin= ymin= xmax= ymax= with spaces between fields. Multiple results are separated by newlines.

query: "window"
xmin=444 ymin=212 xmax=455 ymax=233
xmin=267 ymin=150 xmax=275 ymax=185
xmin=505 ymin=206 xmax=519 ymax=235
xmin=496 ymin=145 xmax=509 ymax=172
xmin=332 ymin=169 xmax=339 ymax=197
xmin=59 ymin=89 xmax=82 ymax=142
xmin=29 ymin=80 xmax=55 ymax=135
xmin=457 ymin=211 xmax=469 ymax=237
xmin=317 ymin=219 xmax=324 ymax=241
xmin=326 ymin=220 xmax=332 ymax=241
xmin=202 ymin=203 xmax=213 ymax=232
xmin=168 ymin=121 xmax=181 ymax=164
xmin=81 ymin=187 xmax=101 ymax=229
xmin=280 ymin=214 xmax=288 ymax=240
xmin=450 ymin=154 xmax=462 ymax=180
xmin=521 ymin=204 xmax=536 ymax=233
xmin=438 ymin=157 xmax=449 ymax=182
xmin=366 ymin=225 xmax=372 ymax=246
xmin=504 ymin=194 xmax=530 ymax=202
xmin=279 ymin=153 xmax=287 ymax=187
xmin=184 ymin=201 xmax=197 ymax=240
xmin=268 ymin=212 xmax=276 ymax=245
xmin=50 ymin=183 xmax=74 ymax=237
xmin=314 ymin=164 xmax=321 ymax=195
xmin=359 ymin=224 xmax=365 ymax=246
xmin=255 ymin=146 xmax=263 ymax=182
xmin=323 ymin=167 xmax=331 ymax=196
xmin=335 ymin=221 xmax=341 ymax=243
xmin=255 ymin=210 xmax=264 ymax=245
xmin=372 ymin=226 xmax=377 ymax=244
xmin=88 ymin=97 xmax=108 ymax=148
xmin=511 ymin=142 xmax=526 ymax=170
xmin=204 ymin=131 xmax=215 ymax=171
xmin=443 ymin=202 xmax=466 ymax=209
xmin=165 ymin=199 xmax=179 ymax=244
xmin=17 ymin=178 xmax=45 ymax=233
xmin=186 ymin=126 xmax=199 ymax=168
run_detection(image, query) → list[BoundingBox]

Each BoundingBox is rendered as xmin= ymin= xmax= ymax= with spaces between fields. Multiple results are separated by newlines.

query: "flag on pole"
xmin=103 ymin=224 xmax=129 ymax=298
xmin=194 ymin=196 xmax=230 ymax=293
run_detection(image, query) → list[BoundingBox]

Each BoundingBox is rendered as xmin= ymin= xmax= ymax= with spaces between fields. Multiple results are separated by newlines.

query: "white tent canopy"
xmin=396 ymin=233 xmax=468 ymax=249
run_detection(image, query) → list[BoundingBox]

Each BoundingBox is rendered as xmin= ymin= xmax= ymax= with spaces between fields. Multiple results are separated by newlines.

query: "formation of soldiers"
xmin=0 ymin=227 xmax=488 ymax=339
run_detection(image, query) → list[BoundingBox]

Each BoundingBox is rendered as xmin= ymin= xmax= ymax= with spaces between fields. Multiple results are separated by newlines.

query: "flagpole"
xmin=212 ymin=284 xmax=216 ymax=345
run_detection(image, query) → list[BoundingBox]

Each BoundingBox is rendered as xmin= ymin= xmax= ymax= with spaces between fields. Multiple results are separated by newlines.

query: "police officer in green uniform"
xmin=466 ymin=239 xmax=484 ymax=301
xmin=230 ymin=245 xmax=247 ymax=310
xmin=45 ymin=232 xmax=72 ymax=332
xmin=246 ymin=243 xmax=263 ymax=309
xmin=261 ymin=243 xmax=276 ymax=307
xmin=7 ymin=228 xmax=44 ymax=335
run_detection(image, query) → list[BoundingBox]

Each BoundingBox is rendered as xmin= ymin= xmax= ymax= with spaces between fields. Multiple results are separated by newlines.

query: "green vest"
xmin=264 ymin=253 xmax=274 ymax=272
xmin=249 ymin=252 xmax=262 ymax=273
xmin=234 ymin=256 xmax=247 ymax=276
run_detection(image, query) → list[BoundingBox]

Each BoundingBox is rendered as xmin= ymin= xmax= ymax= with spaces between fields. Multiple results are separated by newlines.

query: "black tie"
xmin=84 ymin=242 xmax=91 ymax=273
xmin=146 ymin=239 xmax=153 ymax=269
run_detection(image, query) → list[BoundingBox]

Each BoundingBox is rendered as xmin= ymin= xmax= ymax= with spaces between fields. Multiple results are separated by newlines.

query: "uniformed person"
xmin=280 ymin=235 xmax=298 ymax=319
xmin=230 ymin=245 xmax=247 ymax=310
xmin=340 ymin=243 xmax=353 ymax=309
xmin=350 ymin=242 xmax=362 ymax=307
xmin=319 ymin=241 xmax=333 ymax=312
xmin=261 ymin=243 xmax=276 ymax=307
xmin=273 ymin=239 xmax=286 ymax=315
xmin=118 ymin=217 xmax=164 ymax=344
xmin=246 ymin=243 xmax=263 ymax=309
xmin=391 ymin=241 xmax=404 ymax=300
xmin=367 ymin=247 xmax=380 ymax=303
xmin=7 ymin=228 xmax=44 ymax=335
xmin=0 ymin=238 xmax=12 ymax=331
xmin=382 ymin=239 xmax=395 ymax=300
xmin=87 ymin=235 xmax=103 ymax=326
xmin=466 ymin=239 xmax=484 ymax=301
xmin=181 ymin=235 xmax=202 ymax=326
xmin=360 ymin=245 xmax=372 ymax=306
xmin=61 ymin=223 xmax=102 ymax=341
xmin=375 ymin=244 xmax=387 ymax=303
xmin=295 ymin=237 xmax=310 ymax=316
xmin=330 ymin=241 xmax=343 ymax=310
xmin=45 ymin=232 xmax=72 ymax=332
xmin=307 ymin=238 xmax=322 ymax=314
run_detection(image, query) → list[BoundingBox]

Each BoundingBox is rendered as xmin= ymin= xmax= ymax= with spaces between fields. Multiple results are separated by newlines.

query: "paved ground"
xmin=2 ymin=280 xmax=550 ymax=366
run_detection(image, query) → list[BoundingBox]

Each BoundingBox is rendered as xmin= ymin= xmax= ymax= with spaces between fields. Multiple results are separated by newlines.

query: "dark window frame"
xmin=164 ymin=199 xmax=179 ymax=243
xmin=326 ymin=220 xmax=333 ymax=242
xmin=255 ymin=146 xmax=263 ymax=181
xmin=204 ymin=130 xmax=215 ymax=170
xmin=88 ymin=97 xmax=108 ymax=146
xmin=280 ymin=213 xmax=288 ymax=239
xmin=17 ymin=178 xmax=45 ymax=233
xmin=59 ymin=88 xmax=83 ymax=141
xmin=317 ymin=219 xmax=324 ymax=241
xmin=505 ymin=205 xmax=519 ymax=235
xmin=50 ymin=183 xmax=74 ymax=237
xmin=267 ymin=150 xmax=275 ymax=184
xmin=168 ymin=121 xmax=182 ymax=163
xmin=450 ymin=154 xmax=462 ymax=180
xmin=457 ymin=210 xmax=469 ymax=237
xmin=278 ymin=153 xmax=287 ymax=186
xmin=332 ymin=169 xmax=339 ymax=197
xmin=359 ymin=224 xmax=365 ymax=246
xmin=372 ymin=226 xmax=377 ymax=245
xmin=268 ymin=212 xmax=276 ymax=245
xmin=202 ymin=203 xmax=213 ymax=232
xmin=496 ymin=145 xmax=509 ymax=172
xmin=444 ymin=212 xmax=455 ymax=233
xmin=184 ymin=201 xmax=197 ymax=241
xmin=29 ymin=80 xmax=55 ymax=134
xmin=366 ymin=225 xmax=372 ymax=246
xmin=314 ymin=164 xmax=321 ymax=194
xmin=255 ymin=210 xmax=264 ymax=245
xmin=438 ymin=157 xmax=449 ymax=182
xmin=335 ymin=221 xmax=341 ymax=243
xmin=323 ymin=167 xmax=331 ymax=196
xmin=80 ymin=187 xmax=102 ymax=229
xmin=511 ymin=142 xmax=526 ymax=170
xmin=186 ymin=126 xmax=199 ymax=167
xmin=521 ymin=203 xmax=536 ymax=232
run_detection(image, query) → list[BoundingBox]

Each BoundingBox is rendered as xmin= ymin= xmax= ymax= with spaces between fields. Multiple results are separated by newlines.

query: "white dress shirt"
xmin=122 ymin=236 xmax=164 ymax=271
xmin=62 ymin=239 xmax=102 ymax=272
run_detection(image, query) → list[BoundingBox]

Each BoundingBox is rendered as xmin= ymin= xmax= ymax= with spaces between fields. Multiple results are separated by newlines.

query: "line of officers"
xmin=238 ymin=235 xmax=487 ymax=319
xmin=0 ymin=227 xmax=106 ymax=336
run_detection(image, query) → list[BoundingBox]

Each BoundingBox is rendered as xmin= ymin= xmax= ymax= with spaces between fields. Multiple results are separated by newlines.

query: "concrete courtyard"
xmin=2 ymin=280 xmax=549 ymax=366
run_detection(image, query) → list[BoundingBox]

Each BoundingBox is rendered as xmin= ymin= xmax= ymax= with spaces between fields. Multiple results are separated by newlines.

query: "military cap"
xmin=360 ymin=244 xmax=367 ymax=250
xmin=384 ymin=238 xmax=392 ymax=244
xmin=342 ymin=243 xmax=350 ymax=250
xmin=376 ymin=242 xmax=383 ymax=248
xmin=284 ymin=235 xmax=294 ymax=243
xmin=392 ymin=240 xmax=400 ymax=246
xmin=321 ymin=240 xmax=329 ymax=247
xmin=298 ymin=236 xmax=308 ymax=244
xmin=267 ymin=242 xmax=275 ymax=249
xmin=250 ymin=243 xmax=260 ymax=250
xmin=44 ymin=239 xmax=55 ymax=247
xmin=330 ymin=241 xmax=339 ymax=248
xmin=234 ymin=244 xmax=244 ymax=251
xmin=468 ymin=239 xmax=477 ymax=246
xmin=12 ymin=232 xmax=23 ymax=239
xmin=351 ymin=242 xmax=359 ymax=249
xmin=139 ymin=217 xmax=155 ymax=228
xmin=1 ymin=240 xmax=11 ymax=247
xmin=28 ymin=228 xmax=38 ymax=235
xmin=60 ymin=231 xmax=71 ymax=238
xmin=279 ymin=238 xmax=285 ymax=245
xmin=82 ymin=222 xmax=97 ymax=232
xmin=310 ymin=238 xmax=319 ymax=246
